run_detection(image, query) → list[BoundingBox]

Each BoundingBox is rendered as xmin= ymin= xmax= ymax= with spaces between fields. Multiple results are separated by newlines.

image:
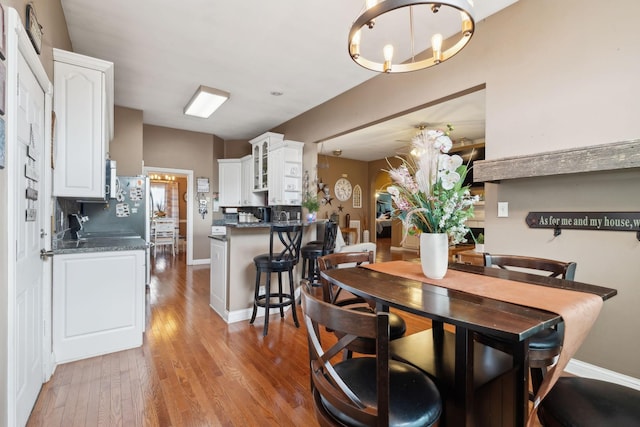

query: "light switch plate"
xmin=497 ymin=202 xmax=509 ymax=217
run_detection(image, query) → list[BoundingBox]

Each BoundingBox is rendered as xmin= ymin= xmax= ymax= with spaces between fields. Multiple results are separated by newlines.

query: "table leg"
xmin=455 ymin=327 xmax=475 ymax=426
xmin=513 ymin=339 xmax=530 ymax=427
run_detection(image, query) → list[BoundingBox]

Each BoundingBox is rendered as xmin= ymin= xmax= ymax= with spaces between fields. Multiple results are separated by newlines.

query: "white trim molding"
xmin=566 ymin=359 xmax=640 ymax=391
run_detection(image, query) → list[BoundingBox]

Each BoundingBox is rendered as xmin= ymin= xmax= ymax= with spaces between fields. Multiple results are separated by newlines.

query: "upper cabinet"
xmin=267 ymin=140 xmax=304 ymax=206
xmin=52 ymin=49 xmax=114 ymax=198
xmin=218 ymin=159 xmax=242 ymax=207
xmin=241 ymin=155 xmax=263 ymax=206
xmin=249 ymin=132 xmax=283 ymax=192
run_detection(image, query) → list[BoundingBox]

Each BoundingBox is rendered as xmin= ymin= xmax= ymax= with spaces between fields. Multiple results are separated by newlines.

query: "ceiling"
xmin=320 ymin=88 xmax=486 ymax=161
xmin=60 ymin=0 xmax=518 ymax=157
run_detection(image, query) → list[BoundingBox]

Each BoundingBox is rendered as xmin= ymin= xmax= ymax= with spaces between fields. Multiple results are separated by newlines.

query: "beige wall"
xmin=110 ymin=106 xmax=144 ymax=176
xmin=3 ymin=0 xmax=72 ymax=79
xmin=223 ymin=139 xmax=252 ymax=159
xmin=143 ymin=125 xmax=224 ymax=260
xmin=274 ymin=0 xmax=640 ymax=377
xmin=315 ymin=156 xmax=369 ymax=234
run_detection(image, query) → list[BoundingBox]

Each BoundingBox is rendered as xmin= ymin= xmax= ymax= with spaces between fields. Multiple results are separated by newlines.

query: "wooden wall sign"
xmin=526 ymin=211 xmax=640 ymax=240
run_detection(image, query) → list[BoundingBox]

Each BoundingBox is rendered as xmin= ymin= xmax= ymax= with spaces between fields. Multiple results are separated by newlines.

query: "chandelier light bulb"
xmin=461 ymin=11 xmax=473 ymax=36
xmin=431 ymin=33 xmax=443 ymax=63
xmin=351 ymin=29 xmax=361 ymax=59
xmin=383 ymin=44 xmax=394 ymax=72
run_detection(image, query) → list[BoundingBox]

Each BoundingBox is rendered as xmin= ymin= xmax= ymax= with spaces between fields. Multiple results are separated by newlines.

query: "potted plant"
xmin=473 ymin=232 xmax=485 ymax=252
xmin=302 ymin=192 xmax=319 ymax=222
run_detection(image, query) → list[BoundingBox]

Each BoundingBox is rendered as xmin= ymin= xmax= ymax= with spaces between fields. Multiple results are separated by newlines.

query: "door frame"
xmin=4 ymin=8 xmax=54 ymax=426
xmin=143 ymin=166 xmax=194 ymax=265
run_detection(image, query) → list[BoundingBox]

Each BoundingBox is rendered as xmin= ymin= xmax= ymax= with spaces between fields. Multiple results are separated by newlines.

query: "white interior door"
xmin=14 ymin=49 xmax=47 ymax=426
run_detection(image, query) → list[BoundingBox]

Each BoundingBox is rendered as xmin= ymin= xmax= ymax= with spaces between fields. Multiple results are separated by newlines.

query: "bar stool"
xmin=249 ymin=224 xmax=303 ymax=336
xmin=300 ymin=220 xmax=337 ymax=286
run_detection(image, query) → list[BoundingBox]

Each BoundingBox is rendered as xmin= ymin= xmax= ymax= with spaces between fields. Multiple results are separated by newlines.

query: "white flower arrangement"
xmin=386 ymin=128 xmax=479 ymax=245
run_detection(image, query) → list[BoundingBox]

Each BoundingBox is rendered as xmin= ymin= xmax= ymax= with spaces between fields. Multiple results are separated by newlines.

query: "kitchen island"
xmin=52 ymin=235 xmax=147 ymax=363
xmin=209 ymin=221 xmax=311 ymax=323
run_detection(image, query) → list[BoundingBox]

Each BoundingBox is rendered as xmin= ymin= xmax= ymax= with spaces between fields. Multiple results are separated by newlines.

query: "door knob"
xmin=40 ymin=249 xmax=54 ymax=260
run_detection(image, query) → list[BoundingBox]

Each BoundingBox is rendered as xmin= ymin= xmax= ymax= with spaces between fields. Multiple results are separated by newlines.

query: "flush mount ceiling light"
xmin=349 ymin=0 xmax=475 ymax=73
xmin=183 ymin=85 xmax=230 ymax=118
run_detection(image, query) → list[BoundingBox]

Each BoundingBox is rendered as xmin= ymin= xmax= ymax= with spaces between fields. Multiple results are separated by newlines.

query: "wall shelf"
xmin=473 ymin=140 xmax=640 ymax=183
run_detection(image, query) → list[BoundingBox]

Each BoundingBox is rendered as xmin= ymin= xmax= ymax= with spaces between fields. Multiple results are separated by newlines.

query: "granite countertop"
xmin=221 ymin=220 xmax=309 ymax=229
xmin=53 ymin=234 xmax=147 ymax=254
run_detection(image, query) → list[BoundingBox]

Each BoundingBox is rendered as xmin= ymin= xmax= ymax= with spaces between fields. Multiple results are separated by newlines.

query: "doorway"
xmin=143 ymin=167 xmax=194 ymax=265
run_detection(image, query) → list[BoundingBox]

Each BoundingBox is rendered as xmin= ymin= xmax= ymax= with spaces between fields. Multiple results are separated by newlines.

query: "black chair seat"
xmin=322 ymin=358 xmax=442 ymax=427
xmin=528 ymin=328 xmax=562 ymax=350
xmin=253 ymin=253 xmax=297 ymax=271
xmin=539 ymin=377 xmax=640 ymax=426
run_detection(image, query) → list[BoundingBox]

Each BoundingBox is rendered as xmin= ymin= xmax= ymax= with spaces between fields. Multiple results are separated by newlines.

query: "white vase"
xmin=420 ymin=233 xmax=449 ymax=279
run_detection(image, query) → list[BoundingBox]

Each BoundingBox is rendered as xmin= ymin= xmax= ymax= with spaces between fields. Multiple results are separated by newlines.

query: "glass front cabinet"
xmin=250 ymin=132 xmax=284 ymax=192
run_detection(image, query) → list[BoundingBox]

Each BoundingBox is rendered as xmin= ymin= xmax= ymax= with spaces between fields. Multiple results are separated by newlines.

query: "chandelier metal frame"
xmin=348 ymin=0 xmax=475 ymax=73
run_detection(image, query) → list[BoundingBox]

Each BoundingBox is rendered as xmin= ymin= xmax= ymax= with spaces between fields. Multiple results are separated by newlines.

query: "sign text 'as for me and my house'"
xmin=526 ymin=212 xmax=640 ymax=233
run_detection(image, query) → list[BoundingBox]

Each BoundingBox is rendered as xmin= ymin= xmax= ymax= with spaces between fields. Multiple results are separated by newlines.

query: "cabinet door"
xmin=218 ymin=160 xmax=242 ymax=206
xmin=268 ymin=147 xmax=284 ymax=205
xmin=268 ymin=141 xmax=303 ymax=206
xmin=53 ymin=250 xmax=145 ymax=363
xmin=241 ymin=156 xmax=262 ymax=206
xmin=210 ymin=239 xmax=228 ymax=319
xmin=53 ymin=61 xmax=106 ymax=198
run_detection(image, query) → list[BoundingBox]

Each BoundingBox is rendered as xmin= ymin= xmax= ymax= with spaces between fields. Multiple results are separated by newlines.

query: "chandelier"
xmin=348 ymin=0 xmax=475 ymax=73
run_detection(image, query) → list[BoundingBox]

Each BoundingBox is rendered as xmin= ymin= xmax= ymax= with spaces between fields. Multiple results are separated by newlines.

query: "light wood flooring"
xmin=27 ymin=239 xmax=542 ymax=426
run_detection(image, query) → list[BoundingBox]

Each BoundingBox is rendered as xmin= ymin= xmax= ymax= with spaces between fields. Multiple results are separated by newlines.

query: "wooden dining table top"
xmin=321 ymin=261 xmax=615 ymax=341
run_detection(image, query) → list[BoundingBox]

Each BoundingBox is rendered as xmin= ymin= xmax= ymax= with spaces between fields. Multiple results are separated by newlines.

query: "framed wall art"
xmin=0 ymin=60 xmax=5 ymax=116
xmin=26 ymin=3 xmax=43 ymax=54
xmin=0 ymin=4 xmax=6 ymax=60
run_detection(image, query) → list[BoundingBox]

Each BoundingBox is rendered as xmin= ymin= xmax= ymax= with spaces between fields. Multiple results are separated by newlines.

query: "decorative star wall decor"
xmin=338 ymin=204 xmax=344 ymax=212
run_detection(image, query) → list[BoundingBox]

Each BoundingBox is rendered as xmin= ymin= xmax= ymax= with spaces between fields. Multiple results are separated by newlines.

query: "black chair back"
xmin=484 ymin=253 xmax=577 ymax=279
xmin=321 ymin=220 xmax=338 ymax=255
xmin=269 ymin=224 xmax=303 ymax=266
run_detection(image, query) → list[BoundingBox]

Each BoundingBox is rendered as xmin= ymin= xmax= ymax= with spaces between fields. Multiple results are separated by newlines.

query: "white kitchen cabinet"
xmin=53 ymin=250 xmax=145 ymax=363
xmin=249 ymin=132 xmax=284 ymax=192
xmin=268 ymin=140 xmax=304 ymax=205
xmin=210 ymin=237 xmax=228 ymax=320
xmin=52 ymin=48 xmax=114 ymax=198
xmin=218 ymin=159 xmax=242 ymax=206
xmin=241 ymin=155 xmax=263 ymax=206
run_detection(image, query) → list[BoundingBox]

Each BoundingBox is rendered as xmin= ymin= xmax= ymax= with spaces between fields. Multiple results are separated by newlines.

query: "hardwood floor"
xmin=28 ymin=240 xmax=542 ymax=426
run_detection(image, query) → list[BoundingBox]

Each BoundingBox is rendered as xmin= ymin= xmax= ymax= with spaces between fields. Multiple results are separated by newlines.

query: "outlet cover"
xmin=498 ymin=202 xmax=509 ymax=217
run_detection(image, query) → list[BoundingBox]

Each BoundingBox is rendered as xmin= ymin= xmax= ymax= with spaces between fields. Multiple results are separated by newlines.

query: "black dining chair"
xmin=537 ymin=377 xmax=640 ymax=426
xmin=481 ymin=253 xmax=577 ymax=395
xmin=249 ymin=224 xmax=303 ymax=336
xmin=300 ymin=284 xmax=442 ymax=427
xmin=317 ymin=251 xmax=407 ymax=357
xmin=300 ymin=220 xmax=337 ymax=287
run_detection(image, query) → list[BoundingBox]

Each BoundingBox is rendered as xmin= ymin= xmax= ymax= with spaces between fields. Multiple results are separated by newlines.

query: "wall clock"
xmin=334 ymin=178 xmax=352 ymax=201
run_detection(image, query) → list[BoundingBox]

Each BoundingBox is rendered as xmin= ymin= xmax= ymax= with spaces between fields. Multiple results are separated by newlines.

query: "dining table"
xmin=320 ymin=260 xmax=617 ymax=427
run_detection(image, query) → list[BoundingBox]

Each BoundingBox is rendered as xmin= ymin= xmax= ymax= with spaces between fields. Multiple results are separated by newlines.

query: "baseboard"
xmin=191 ymin=258 xmax=210 ymax=265
xmin=566 ymin=359 xmax=640 ymax=391
xmin=390 ymin=245 xmax=418 ymax=253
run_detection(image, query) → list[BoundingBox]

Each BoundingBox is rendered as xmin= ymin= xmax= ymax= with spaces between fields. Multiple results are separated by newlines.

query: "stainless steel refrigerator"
xmin=81 ymin=176 xmax=151 ymax=283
